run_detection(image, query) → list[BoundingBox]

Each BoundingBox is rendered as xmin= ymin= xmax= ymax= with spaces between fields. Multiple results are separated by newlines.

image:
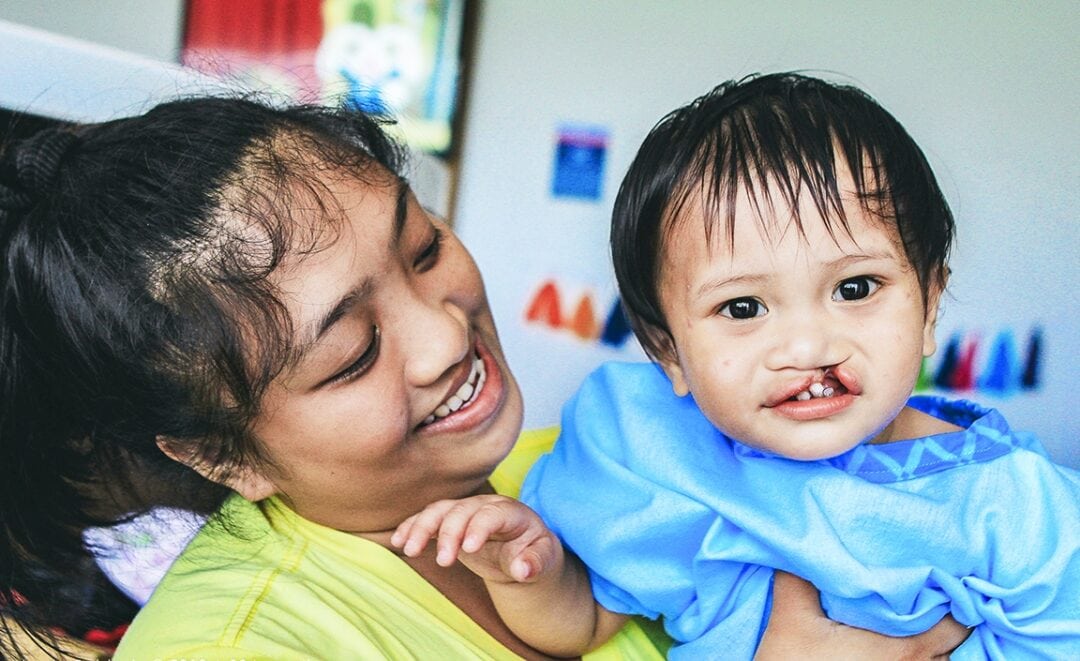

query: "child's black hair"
xmin=0 ymin=96 xmax=404 ymax=657
xmin=611 ymin=72 xmax=954 ymax=360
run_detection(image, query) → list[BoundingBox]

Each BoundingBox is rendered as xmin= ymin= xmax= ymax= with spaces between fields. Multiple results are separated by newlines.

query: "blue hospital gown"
xmin=522 ymin=362 xmax=1080 ymax=660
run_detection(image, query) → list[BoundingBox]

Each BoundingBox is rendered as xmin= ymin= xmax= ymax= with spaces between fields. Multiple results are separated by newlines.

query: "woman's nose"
xmin=403 ymin=297 xmax=470 ymax=386
xmin=763 ymin=310 xmax=838 ymax=371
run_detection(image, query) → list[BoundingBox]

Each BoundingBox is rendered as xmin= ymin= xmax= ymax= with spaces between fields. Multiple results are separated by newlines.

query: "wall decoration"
xmin=523 ymin=279 xmax=633 ymax=348
xmin=918 ymin=326 xmax=1043 ymax=397
xmin=551 ymin=123 xmax=608 ymax=200
xmin=182 ymin=0 xmax=468 ymax=154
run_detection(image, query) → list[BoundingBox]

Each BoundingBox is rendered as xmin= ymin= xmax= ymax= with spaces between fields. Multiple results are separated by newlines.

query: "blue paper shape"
xmin=979 ymin=330 xmax=1017 ymax=395
xmin=1021 ymin=327 xmax=1043 ymax=390
xmin=934 ymin=334 xmax=961 ymax=390
xmin=600 ymin=298 xmax=633 ymax=347
xmin=552 ymin=125 xmax=607 ymax=200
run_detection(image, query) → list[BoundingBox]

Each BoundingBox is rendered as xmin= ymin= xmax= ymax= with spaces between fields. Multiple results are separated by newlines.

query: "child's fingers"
xmin=390 ymin=499 xmax=460 ymax=557
xmin=504 ymin=534 xmax=560 ymax=583
xmin=435 ymin=497 xmax=512 ymax=566
xmin=458 ymin=498 xmax=535 ymax=554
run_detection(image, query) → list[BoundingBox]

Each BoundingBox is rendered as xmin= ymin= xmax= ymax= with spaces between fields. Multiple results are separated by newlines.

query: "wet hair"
xmin=0 ymin=96 xmax=404 ymax=656
xmin=611 ymin=72 xmax=954 ymax=360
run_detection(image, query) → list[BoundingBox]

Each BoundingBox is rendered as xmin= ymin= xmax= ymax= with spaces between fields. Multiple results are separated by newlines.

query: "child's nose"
xmin=763 ymin=310 xmax=839 ymax=371
xmin=402 ymin=297 xmax=470 ymax=387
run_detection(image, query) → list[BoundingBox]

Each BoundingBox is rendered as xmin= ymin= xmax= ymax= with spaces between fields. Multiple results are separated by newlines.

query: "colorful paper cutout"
xmin=525 ymin=280 xmax=562 ymax=328
xmin=523 ymin=281 xmax=633 ymax=347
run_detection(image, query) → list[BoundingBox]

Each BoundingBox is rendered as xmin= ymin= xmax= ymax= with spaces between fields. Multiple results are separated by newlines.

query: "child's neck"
xmin=870 ymin=405 xmax=963 ymax=445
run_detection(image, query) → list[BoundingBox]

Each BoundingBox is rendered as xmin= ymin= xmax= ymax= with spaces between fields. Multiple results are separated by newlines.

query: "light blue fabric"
xmin=522 ymin=361 xmax=1080 ymax=660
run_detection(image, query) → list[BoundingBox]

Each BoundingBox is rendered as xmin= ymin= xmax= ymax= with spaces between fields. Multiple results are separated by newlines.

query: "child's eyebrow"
xmin=821 ymin=251 xmax=898 ymax=270
xmin=696 ymin=273 xmax=769 ymax=297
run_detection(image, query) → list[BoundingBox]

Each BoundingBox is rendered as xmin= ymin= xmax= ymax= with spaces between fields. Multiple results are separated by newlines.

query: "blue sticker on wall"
xmin=551 ymin=124 xmax=608 ymax=201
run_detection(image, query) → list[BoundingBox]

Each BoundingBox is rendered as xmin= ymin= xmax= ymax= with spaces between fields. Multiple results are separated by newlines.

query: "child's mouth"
xmin=788 ymin=374 xmax=846 ymax=402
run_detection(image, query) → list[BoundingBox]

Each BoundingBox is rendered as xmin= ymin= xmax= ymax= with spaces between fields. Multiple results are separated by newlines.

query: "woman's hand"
xmin=391 ymin=495 xmax=562 ymax=584
xmin=755 ymin=571 xmax=970 ymax=660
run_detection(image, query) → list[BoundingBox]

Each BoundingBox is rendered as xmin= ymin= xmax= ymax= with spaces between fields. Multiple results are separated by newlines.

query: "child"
xmin=393 ymin=73 xmax=1080 ymax=659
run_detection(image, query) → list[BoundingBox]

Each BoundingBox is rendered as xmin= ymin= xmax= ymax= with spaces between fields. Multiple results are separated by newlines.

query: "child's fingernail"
xmin=462 ymin=535 xmax=479 ymax=552
xmin=436 ymin=548 xmax=451 ymax=566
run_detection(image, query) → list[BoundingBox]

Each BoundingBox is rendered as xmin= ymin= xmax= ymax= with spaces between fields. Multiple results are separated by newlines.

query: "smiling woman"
xmin=0 ymin=94 xmax=971 ymax=660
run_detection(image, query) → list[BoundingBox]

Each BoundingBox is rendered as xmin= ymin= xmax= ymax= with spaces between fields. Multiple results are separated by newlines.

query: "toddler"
xmin=393 ymin=73 xmax=1080 ymax=659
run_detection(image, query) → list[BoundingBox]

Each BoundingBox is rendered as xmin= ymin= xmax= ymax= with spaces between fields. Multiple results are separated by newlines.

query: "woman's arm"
xmin=756 ymin=572 xmax=969 ymax=660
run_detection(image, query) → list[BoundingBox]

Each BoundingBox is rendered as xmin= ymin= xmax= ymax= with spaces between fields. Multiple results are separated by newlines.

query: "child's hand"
xmin=390 ymin=495 xmax=563 ymax=584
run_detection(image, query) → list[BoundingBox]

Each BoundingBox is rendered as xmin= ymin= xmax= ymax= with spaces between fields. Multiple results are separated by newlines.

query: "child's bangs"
xmin=667 ymin=103 xmax=895 ymax=252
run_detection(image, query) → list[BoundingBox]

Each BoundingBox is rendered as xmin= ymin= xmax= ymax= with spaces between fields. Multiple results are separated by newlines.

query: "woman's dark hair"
xmin=0 ymin=96 xmax=404 ymax=656
xmin=612 ymin=72 xmax=954 ymax=360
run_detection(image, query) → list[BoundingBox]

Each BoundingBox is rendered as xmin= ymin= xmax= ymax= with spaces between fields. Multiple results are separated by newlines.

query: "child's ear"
xmin=647 ymin=328 xmax=691 ymax=397
xmin=156 ymin=436 xmax=277 ymax=502
xmin=921 ymin=278 xmax=947 ymax=358
xmin=658 ymin=357 xmax=691 ymax=397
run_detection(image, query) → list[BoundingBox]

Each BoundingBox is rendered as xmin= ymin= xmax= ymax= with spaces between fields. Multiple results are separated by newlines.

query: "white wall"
xmin=0 ymin=0 xmax=184 ymax=62
xmin=454 ymin=1 xmax=1080 ymax=466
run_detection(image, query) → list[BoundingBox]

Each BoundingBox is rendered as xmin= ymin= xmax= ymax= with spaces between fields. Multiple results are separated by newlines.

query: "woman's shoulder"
xmin=490 ymin=427 xmax=560 ymax=498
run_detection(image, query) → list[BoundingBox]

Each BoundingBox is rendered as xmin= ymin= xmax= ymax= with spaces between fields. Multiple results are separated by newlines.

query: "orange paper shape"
xmin=525 ymin=280 xmax=562 ymax=328
xmin=570 ymin=294 xmax=599 ymax=340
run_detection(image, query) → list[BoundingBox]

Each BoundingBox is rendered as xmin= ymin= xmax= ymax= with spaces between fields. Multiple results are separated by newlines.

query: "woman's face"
xmin=242 ymin=167 xmax=523 ymax=535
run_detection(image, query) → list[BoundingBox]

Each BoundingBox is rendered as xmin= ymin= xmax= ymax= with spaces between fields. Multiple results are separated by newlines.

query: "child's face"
xmin=655 ymin=175 xmax=941 ymax=460
xmin=231 ymin=168 xmax=524 ymax=534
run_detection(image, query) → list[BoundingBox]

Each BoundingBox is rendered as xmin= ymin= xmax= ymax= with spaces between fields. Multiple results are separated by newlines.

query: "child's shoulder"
xmin=571 ymin=361 xmax=701 ymax=422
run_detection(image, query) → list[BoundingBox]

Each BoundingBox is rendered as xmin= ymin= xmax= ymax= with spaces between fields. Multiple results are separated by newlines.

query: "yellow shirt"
xmin=114 ymin=428 xmax=669 ymax=660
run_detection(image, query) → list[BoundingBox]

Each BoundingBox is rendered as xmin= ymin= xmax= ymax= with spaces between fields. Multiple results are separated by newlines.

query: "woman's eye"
xmin=331 ymin=326 xmax=380 ymax=384
xmin=833 ymin=276 xmax=881 ymax=301
xmin=414 ymin=228 xmax=444 ymax=272
xmin=718 ymin=297 xmax=767 ymax=320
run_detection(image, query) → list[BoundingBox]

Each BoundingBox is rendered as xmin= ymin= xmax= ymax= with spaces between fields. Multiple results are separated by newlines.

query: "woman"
xmin=0 ymin=97 xmax=965 ymax=659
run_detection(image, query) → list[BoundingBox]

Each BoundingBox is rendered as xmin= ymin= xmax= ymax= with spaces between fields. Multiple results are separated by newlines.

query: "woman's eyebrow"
xmin=312 ymin=279 xmax=375 ymax=345
xmin=292 ymin=179 xmax=410 ymax=366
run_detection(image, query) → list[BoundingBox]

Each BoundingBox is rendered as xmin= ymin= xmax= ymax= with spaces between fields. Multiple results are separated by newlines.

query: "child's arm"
xmin=391 ymin=495 xmax=628 ymax=656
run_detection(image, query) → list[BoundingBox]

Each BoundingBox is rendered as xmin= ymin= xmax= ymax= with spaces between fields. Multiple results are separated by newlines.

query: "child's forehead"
xmin=660 ymin=176 xmax=903 ymax=266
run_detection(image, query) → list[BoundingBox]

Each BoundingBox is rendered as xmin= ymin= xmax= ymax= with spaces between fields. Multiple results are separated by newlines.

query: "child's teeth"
xmin=795 ymin=390 xmax=812 ymax=401
xmin=822 ymin=386 xmax=834 ymax=397
xmin=809 ymin=383 xmax=825 ymax=397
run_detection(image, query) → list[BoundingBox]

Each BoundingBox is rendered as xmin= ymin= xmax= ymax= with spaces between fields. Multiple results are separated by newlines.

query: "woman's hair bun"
xmin=0 ymin=128 xmax=79 ymax=213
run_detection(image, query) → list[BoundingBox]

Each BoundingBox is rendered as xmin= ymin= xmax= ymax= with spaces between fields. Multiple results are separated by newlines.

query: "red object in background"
xmin=83 ymin=623 xmax=129 ymax=650
xmin=525 ymin=280 xmax=562 ymax=328
xmin=184 ymin=0 xmax=323 ymax=54
xmin=183 ymin=0 xmax=325 ymax=99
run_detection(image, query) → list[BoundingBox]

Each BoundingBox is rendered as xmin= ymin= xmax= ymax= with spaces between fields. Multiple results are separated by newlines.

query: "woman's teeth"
xmin=422 ymin=355 xmax=486 ymax=425
xmin=793 ymin=382 xmax=835 ymax=401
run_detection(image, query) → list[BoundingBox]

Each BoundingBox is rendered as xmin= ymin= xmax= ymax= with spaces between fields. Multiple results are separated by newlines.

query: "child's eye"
xmin=414 ymin=228 xmax=444 ymax=272
xmin=330 ymin=326 xmax=380 ymax=384
xmin=718 ymin=297 xmax=768 ymax=320
xmin=832 ymin=276 xmax=881 ymax=301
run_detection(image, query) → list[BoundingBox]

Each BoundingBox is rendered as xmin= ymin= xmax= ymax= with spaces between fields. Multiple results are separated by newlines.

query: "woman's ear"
xmin=156 ymin=436 xmax=277 ymax=502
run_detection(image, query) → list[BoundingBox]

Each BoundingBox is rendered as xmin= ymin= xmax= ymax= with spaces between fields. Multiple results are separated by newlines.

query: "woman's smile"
xmin=418 ymin=334 xmax=508 ymax=434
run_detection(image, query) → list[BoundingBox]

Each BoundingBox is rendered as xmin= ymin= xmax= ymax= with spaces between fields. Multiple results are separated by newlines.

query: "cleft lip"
xmin=763 ymin=365 xmax=860 ymax=407
xmin=829 ymin=364 xmax=862 ymax=396
xmin=763 ymin=376 xmax=815 ymax=408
